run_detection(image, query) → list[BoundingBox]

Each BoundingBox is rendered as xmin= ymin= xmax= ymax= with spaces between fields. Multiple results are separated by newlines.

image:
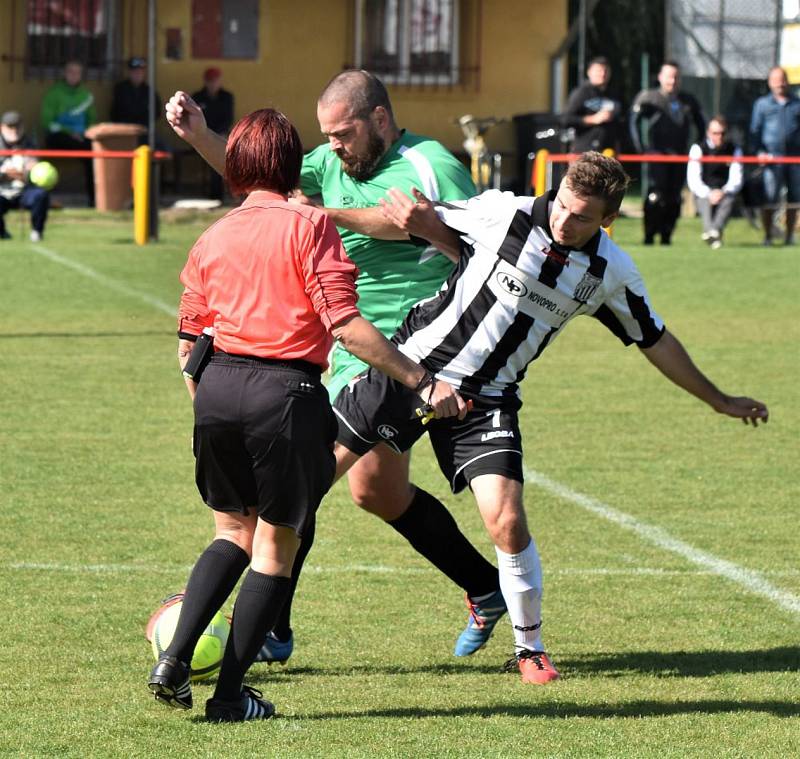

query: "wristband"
xmin=413 ymin=370 xmax=434 ymax=394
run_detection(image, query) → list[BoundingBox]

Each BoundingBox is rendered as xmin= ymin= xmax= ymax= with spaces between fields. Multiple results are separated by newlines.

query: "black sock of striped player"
xmin=389 ymin=486 xmax=500 ymax=598
xmin=270 ymin=515 xmax=316 ymax=641
xmin=164 ymin=539 xmax=250 ymax=664
xmin=495 ymin=538 xmax=544 ymax=652
xmin=214 ymin=571 xmax=291 ymax=701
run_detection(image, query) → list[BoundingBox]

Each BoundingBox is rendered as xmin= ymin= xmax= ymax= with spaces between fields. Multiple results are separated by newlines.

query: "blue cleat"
xmin=454 ymin=589 xmax=507 ymax=656
xmin=254 ymin=631 xmax=294 ymax=664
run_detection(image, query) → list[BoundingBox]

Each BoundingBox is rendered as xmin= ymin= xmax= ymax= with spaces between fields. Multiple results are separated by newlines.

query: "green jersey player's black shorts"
xmin=333 ymin=368 xmax=524 ymax=493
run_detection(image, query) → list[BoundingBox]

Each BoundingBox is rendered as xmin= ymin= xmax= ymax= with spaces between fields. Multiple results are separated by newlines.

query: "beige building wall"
xmin=1 ymin=0 xmax=566 ymax=174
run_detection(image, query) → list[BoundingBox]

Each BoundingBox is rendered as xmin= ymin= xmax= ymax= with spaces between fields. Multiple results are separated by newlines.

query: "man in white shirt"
xmin=687 ymin=116 xmax=743 ymax=249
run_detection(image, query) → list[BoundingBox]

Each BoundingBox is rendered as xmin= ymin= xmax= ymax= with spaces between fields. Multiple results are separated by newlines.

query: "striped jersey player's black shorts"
xmin=193 ymin=352 xmax=337 ymax=537
xmin=333 ymin=368 xmax=524 ymax=493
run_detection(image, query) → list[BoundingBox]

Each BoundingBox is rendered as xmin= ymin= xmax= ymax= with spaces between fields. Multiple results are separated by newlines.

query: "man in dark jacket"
xmin=630 ymin=61 xmax=705 ymax=245
xmin=562 ymin=57 xmax=623 ymax=153
xmin=110 ymin=57 xmax=161 ymax=145
xmin=192 ymin=68 xmax=234 ymax=201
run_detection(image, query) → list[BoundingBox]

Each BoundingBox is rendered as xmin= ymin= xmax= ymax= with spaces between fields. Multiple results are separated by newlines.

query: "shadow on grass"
xmin=558 ymin=646 xmax=800 ymax=678
xmin=246 ymin=646 xmax=799 ymax=683
xmin=189 ymin=699 xmax=799 ymax=723
xmin=248 ymin=660 xmax=505 ymax=680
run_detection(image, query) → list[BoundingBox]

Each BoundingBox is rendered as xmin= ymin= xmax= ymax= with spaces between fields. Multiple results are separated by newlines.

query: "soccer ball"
xmin=29 ymin=161 xmax=59 ymax=190
xmin=148 ymin=593 xmax=230 ymax=681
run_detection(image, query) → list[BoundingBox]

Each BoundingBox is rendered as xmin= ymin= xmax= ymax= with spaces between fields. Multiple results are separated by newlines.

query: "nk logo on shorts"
xmin=378 ymin=424 xmax=398 ymax=440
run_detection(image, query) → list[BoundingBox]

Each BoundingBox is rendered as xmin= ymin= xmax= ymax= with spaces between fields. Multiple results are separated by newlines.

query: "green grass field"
xmin=0 ymin=207 xmax=797 ymax=758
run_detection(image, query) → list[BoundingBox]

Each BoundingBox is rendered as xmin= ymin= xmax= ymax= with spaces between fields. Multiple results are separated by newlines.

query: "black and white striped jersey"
xmin=394 ymin=189 xmax=665 ymax=400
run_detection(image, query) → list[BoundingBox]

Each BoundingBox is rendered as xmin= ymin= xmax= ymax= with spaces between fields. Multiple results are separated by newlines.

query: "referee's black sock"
xmin=214 ymin=570 xmax=291 ymax=701
xmin=165 ymin=539 xmax=250 ymax=664
xmin=270 ymin=515 xmax=316 ymax=641
xmin=388 ymin=486 xmax=499 ymax=598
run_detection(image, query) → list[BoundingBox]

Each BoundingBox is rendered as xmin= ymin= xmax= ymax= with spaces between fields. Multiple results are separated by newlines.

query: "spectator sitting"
xmin=0 ymin=111 xmax=50 ymax=243
xmin=192 ymin=68 xmax=234 ymax=201
xmin=110 ymin=56 xmax=161 ymax=146
xmin=561 ymin=56 xmax=623 ymax=153
xmin=686 ymin=115 xmax=743 ymax=249
xmin=41 ymin=60 xmax=96 ymax=206
xmin=749 ymin=66 xmax=800 ymax=246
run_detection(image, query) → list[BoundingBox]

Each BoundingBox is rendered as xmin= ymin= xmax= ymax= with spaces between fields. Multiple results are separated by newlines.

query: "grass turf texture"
xmin=0 ymin=209 xmax=797 ymax=758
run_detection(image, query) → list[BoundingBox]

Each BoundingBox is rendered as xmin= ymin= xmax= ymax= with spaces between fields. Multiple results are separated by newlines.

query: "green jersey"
xmin=41 ymin=80 xmax=97 ymax=136
xmin=301 ymin=130 xmax=475 ymax=398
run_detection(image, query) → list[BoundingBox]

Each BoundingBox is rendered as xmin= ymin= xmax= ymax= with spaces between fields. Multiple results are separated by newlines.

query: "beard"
xmin=336 ymin=126 xmax=386 ymax=181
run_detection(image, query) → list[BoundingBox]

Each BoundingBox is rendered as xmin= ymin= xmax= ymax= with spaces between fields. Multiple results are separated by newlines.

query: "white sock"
xmin=495 ymin=538 xmax=544 ymax=652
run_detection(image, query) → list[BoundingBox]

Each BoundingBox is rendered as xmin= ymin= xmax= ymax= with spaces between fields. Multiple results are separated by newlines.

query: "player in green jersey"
xmin=166 ymin=71 xmax=507 ymax=664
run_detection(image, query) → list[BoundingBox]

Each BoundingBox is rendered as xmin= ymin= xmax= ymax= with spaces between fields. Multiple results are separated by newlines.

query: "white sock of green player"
xmin=495 ymin=538 xmax=544 ymax=652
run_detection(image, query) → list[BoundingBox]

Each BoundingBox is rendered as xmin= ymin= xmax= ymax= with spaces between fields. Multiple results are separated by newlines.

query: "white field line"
xmin=525 ymin=467 xmax=800 ymax=616
xmin=5 ymin=561 xmax=800 ymax=579
xmin=31 ymin=244 xmax=175 ymax=317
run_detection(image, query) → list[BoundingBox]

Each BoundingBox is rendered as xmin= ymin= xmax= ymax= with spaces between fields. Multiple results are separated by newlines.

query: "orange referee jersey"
xmin=178 ymin=190 xmax=360 ymax=369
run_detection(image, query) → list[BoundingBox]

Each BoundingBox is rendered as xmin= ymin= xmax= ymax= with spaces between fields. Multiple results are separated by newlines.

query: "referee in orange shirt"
xmin=147 ymin=108 xmax=466 ymax=722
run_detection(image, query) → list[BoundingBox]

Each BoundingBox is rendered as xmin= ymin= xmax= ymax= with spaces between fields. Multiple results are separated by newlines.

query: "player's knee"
xmin=349 ymin=480 xmax=413 ymax=520
xmin=214 ymin=526 xmax=254 ymax=556
xmin=484 ymin=506 xmax=528 ymax=550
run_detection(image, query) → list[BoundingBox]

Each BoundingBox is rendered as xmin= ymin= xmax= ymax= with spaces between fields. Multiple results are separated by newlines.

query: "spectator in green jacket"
xmin=40 ymin=60 xmax=96 ymax=206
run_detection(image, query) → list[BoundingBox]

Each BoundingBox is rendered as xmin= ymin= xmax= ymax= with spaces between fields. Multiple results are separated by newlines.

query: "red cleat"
xmin=504 ymin=649 xmax=560 ymax=684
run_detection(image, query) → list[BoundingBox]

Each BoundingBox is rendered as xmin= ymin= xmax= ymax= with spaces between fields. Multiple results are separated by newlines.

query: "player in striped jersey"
xmin=331 ymin=152 xmax=768 ymax=683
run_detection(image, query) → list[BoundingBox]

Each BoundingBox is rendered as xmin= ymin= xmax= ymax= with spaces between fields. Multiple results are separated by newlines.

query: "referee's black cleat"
xmin=205 ymin=685 xmax=276 ymax=722
xmin=148 ymin=655 xmax=192 ymax=709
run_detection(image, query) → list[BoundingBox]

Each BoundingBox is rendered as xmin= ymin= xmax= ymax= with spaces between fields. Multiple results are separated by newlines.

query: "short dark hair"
xmin=661 ymin=60 xmax=680 ymax=71
xmin=319 ymin=69 xmax=395 ymax=122
xmin=225 ymin=108 xmax=303 ymax=196
xmin=564 ymin=151 xmax=630 ymax=214
xmin=588 ymin=56 xmax=610 ymax=69
xmin=709 ymin=114 xmax=728 ymax=129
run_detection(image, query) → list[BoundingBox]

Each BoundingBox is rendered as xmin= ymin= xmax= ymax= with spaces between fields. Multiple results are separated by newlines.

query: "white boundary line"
xmin=524 ymin=467 xmax=800 ymax=616
xmin=6 ymin=561 xmax=800 ymax=579
xmin=31 ymin=244 xmax=175 ymax=317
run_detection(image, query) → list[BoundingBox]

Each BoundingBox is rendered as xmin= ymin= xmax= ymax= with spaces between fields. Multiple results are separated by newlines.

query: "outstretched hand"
xmin=165 ymin=91 xmax=207 ymax=144
xmin=715 ymin=395 xmax=769 ymax=427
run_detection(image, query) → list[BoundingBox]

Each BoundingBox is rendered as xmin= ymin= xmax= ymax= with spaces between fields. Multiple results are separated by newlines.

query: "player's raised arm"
xmin=640 ymin=329 xmax=769 ymax=426
xmin=165 ymin=90 xmax=227 ymax=176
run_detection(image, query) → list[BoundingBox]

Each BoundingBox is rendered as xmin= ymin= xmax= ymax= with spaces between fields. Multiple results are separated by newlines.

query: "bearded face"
xmin=335 ymin=120 xmax=386 ymax=181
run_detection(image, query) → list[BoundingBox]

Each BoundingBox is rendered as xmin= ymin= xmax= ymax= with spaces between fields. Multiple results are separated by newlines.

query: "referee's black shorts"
xmin=193 ymin=352 xmax=337 ymax=536
xmin=333 ymin=369 xmax=523 ymax=493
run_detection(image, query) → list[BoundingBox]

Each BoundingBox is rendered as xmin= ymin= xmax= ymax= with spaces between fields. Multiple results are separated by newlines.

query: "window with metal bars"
xmin=25 ymin=0 xmax=119 ymax=79
xmin=354 ymin=0 xmax=480 ymax=88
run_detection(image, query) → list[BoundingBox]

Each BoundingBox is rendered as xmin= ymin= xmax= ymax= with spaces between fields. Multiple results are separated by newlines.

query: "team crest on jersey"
xmin=573 ymin=272 xmax=602 ymax=302
xmin=377 ymin=424 xmax=398 ymax=440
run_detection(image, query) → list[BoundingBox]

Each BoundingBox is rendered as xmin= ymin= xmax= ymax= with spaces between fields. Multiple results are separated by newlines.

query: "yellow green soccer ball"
xmin=29 ymin=161 xmax=59 ymax=191
xmin=150 ymin=600 xmax=230 ymax=681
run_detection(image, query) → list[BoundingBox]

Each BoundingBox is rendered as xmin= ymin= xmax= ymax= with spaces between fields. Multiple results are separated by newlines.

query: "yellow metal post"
xmin=602 ymin=148 xmax=616 ymax=238
xmin=133 ymin=145 xmax=151 ymax=245
xmin=533 ymin=149 xmax=549 ymax=197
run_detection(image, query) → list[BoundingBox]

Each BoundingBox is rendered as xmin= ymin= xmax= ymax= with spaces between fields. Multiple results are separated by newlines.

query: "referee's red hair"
xmin=225 ymin=108 xmax=303 ymax=196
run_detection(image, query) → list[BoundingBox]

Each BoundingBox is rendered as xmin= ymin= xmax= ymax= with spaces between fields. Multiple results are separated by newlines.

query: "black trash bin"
xmin=512 ymin=112 xmax=566 ymax=194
